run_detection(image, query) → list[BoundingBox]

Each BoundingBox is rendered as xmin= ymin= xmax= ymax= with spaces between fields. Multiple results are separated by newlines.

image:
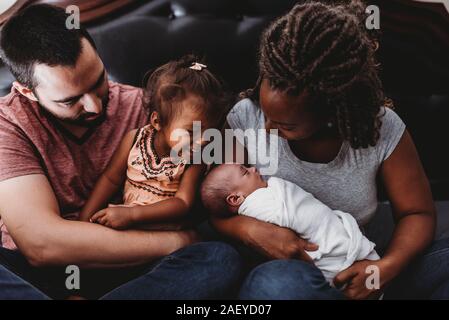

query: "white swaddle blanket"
xmin=238 ymin=177 xmax=380 ymax=283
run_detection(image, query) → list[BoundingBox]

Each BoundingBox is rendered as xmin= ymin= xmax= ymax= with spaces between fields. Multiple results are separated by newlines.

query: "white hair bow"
xmin=189 ymin=62 xmax=207 ymax=71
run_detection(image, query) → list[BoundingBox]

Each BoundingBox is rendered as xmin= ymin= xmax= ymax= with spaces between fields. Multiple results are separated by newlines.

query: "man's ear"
xmin=150 ymin=111 xmax=161 ymax=131
xmin=12 ymin=82 xmax=38 ymax=102
xmin=226 ymin=193 xmax=245 ymax=208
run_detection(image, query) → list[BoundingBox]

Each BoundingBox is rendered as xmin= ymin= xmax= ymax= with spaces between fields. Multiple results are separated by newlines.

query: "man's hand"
xmin=90 ymin=206 xmax=134 ymax=230
xmin=333 ymin=259 xmax=395 ymax=300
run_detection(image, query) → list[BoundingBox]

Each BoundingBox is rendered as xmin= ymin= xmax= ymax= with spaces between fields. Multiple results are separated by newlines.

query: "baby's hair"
xmin=242 ymin=0 xmax=387 ymax=149
xmin=143 ymin=55 xmax=233 ymax=128
xmin=200 ymin=166 xmax=236 ymax=218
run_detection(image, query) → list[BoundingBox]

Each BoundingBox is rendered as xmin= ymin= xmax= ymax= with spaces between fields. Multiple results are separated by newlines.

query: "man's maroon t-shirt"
xmin=0 ymin=82 xmax=150 ymax=249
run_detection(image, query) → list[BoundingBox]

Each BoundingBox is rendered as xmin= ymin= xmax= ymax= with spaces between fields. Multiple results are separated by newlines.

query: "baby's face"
xmin=220 ymin=164 xmax=267 ymax=197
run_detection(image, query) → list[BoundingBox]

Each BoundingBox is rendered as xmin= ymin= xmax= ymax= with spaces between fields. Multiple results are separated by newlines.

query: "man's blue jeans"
xmin=0 ymin=265 xmax=49 ymax=300
xmin=238 ymin=202 xmax=449 ymax=300
xmin=0 ymin=242 xmax=242 ymax=300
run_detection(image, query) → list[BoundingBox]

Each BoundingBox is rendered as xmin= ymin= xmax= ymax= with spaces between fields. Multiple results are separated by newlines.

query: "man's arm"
xmin=0 ymin=174 xmax=197 ymax=268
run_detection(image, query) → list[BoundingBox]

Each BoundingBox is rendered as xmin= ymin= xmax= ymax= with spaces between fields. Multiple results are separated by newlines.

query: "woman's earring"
xmin=327 ymin=121 xmax=334 ymax=128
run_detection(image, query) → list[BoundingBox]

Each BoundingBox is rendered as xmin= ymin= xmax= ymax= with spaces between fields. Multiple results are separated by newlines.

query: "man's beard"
xmin=39 ymin=96 xmax=110 ymax=128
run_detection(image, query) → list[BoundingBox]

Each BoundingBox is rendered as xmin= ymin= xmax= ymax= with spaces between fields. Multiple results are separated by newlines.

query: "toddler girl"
xmin=80 ymin=56 xmax=230 ymax=229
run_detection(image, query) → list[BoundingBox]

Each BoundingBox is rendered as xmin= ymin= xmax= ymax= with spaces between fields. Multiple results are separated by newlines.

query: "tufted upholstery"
xmin=85 ymin=0 xmax=302 ymax=92
xmin=0 ymin=0 xmax=448 ymax=198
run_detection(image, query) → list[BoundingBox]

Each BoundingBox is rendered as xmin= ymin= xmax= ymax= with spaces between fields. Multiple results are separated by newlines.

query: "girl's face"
xmin=259 ymin=79 xmax=328 ymax=141
xmin=152 ymin=94 xmax=213 ymax=158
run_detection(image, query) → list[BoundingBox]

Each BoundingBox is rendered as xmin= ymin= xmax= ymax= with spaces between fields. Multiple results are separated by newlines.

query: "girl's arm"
xmin=90 ymin=164 xmax=206 ymax=229
xmin=79 ymin=129 xmax=136 ymax=222
xmin=129 ymin=164 xmax=206 ymax=223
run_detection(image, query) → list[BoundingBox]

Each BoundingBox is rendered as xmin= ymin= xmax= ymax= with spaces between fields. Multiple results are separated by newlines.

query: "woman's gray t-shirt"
xmin=226 ymin=98 xmax=406 ymax=226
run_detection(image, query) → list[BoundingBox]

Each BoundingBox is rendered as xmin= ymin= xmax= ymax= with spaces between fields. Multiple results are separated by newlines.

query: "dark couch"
xmin=1 ymin=0 xmax=448 ymax=199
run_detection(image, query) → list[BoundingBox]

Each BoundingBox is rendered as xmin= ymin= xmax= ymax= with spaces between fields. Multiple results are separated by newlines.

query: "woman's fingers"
xmin=334 ymin=266 xmax=358 ymax=289
xmin=303 ymin=241 xmax=319 ymax=251
xmin=291 ymin=238 xmax=315 ymax=263
xmin=297 ymin=249 xmax=314 ymax=264
xmin=297 ymin=238 xmax=318 ymax=263
xmin=342 ymin=273 xmax=366 ymax=299
xmin=294 ymin=233 xmax=319 ymax=251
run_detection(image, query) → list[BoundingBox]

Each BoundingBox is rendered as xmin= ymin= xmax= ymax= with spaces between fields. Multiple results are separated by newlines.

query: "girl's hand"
xmin=333 ymin=259 xmax=396 ymax=300
xmin=247 ymin=219 xmax=318 ymax=262
xmin=90 ymin=206 xmax=134 ymax=230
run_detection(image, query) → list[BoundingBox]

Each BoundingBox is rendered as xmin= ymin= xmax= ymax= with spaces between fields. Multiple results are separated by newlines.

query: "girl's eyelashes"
xmin=280 ymin=126 xmax=296 ymax=131
xmin=267 ymin=119 xmax=297 ymax=131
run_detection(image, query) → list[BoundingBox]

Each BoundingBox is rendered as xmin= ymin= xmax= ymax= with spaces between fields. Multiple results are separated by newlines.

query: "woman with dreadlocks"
xmin=212 ymin=1 xmax=449 ymax=299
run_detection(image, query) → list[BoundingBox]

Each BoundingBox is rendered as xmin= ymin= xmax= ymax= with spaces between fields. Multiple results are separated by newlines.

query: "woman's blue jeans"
xmin=238 ymin=237 xmax=449 ymax=299
xmin=238 ymin=202 xmax=449 ymax=300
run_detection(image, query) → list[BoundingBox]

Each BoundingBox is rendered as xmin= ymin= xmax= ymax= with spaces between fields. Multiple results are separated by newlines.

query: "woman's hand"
xmin=246 ymin=219 xmax=319 ymax=262
xmin=90 ymin=206 xmax=134 ymax=230
xmin=333 ymin=259 xmax=397 ymax=300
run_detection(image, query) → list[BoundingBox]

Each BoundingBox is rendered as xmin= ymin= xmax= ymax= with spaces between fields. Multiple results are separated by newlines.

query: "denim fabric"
xmin=238 ymin=259 xmax=345 ymax=300
xmin=101 ymin=242 xmax=242 ymax=300
xmin=0 ymin=265 xmax=49 ymax=300
xmin=0 ymin=242 xmax=241 ymax=300
xmin=236 ymin=202 xmax=449 ymax=300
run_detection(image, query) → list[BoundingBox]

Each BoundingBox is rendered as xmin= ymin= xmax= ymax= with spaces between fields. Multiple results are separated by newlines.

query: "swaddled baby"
xmin=200 ymin=163 xmax=379 ymax=283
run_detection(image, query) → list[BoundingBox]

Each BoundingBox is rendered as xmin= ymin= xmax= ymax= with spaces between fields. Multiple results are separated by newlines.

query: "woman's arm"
xmin=378 ymin=129 xmax=435 ymax=275
xmin=334 ymin=130 xmax=436 ymax=299
xmin=79 ymin=129 xmax=136 ymax=222
xmin=91 ymin=164 xmax=206 ymax=229
xmin=211 ymin=215 xmax=318 ymax=262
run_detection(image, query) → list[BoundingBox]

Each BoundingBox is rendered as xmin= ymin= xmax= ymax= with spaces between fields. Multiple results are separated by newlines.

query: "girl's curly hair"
xmin=143 ymin=54 xmax=233 ymax=128
xmin=244 ymin=0 xmax=390 ymax=149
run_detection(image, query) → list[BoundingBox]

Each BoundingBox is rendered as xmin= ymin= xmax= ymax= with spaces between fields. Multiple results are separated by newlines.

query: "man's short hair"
xmin=0 ymin=4 xmax=97 ymax=89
